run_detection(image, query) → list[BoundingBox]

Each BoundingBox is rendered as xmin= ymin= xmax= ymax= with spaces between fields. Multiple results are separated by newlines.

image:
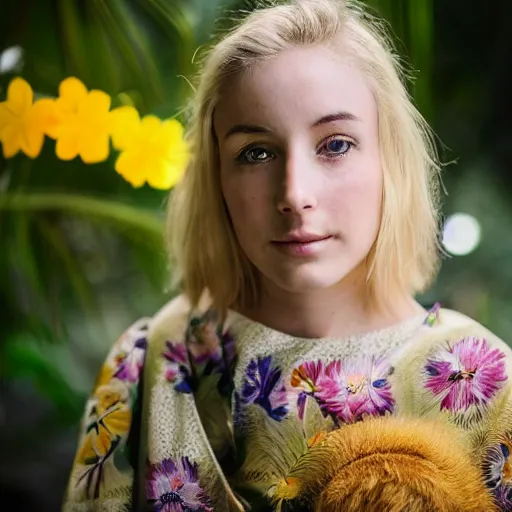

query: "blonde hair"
xmin=167 ymin=0 xmax=442 ymax=313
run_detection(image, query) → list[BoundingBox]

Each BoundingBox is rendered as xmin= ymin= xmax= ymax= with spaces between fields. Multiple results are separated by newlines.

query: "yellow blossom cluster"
xmin=0 ymin=77 xmax=189 ymax=189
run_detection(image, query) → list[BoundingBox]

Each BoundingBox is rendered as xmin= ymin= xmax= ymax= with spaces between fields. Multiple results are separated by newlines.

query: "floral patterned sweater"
xmin=62 ymin=294 xmax=512 ymax=511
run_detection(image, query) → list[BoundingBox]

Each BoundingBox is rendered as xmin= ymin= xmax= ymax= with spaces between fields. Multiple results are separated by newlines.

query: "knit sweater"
xmin=62 ymin=294 xmax=512 ymax=511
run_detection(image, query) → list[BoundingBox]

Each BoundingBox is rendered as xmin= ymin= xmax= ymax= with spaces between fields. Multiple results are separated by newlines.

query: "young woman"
xmin=63 ymin=1 xmax=512 ymax=510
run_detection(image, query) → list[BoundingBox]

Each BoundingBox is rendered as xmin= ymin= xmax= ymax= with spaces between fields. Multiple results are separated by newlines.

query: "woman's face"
xmin=214 ymin=44 xmax=383 ymax=296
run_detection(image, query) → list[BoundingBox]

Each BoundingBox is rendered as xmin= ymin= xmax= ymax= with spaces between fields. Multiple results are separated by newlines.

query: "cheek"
xmin=221 ymin=174 xmax=269 ymax=233
xmin=325 ymin=163 xmax=382 ymax=226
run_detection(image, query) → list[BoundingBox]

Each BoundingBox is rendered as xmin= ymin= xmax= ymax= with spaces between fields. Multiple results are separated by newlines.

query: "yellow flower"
xmin=76 ymin=384 xmax=132 ymax=465
xmin=47 ymin=77 xmax=111 ymax=164
xmin=0 ymin=77 xmax=57 ymax=158
xmin=109 ymin=105 xmax=189 ymax=189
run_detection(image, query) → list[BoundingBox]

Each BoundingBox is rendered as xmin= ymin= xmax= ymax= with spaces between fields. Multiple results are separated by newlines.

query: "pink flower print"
xmin=162 ymin=342 xmax=192 ymax=394
xmin=315 ymin=357 xmax=395 ymax=424
xmin=146 ymin=456 xmax=212 ymax=511
xmin=290 ymin=360 xmax=326 ymax=420
xmin=291 ymin=361 xmax=324 ymax=393
xmin=113 ymin=336 xmax=147 ymax=382
xmin=424 ymin=337 xmax=508 ymax=412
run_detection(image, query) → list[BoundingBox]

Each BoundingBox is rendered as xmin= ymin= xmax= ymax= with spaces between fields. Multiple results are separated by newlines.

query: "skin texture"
xmin=215 ymin=45 xmax=422 ymax=338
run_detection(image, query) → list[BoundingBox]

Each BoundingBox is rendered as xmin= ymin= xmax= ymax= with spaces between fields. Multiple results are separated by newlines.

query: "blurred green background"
xmin=1 ymin=0 xmax=511 ymax=509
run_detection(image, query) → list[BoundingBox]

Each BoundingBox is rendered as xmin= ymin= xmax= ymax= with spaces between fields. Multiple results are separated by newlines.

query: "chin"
xmin=266 ymin=263 xmax=354 ymax=294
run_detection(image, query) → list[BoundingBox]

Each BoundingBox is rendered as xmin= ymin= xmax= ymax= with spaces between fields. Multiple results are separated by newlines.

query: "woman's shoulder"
xmin=393 ymin=304 xmax=511 ymax=361
xmin=99 ymin=294 xmax=198 ymax=364
xmin=86 ymin=293 xmax=211 ymax=396
xmin=390 ymin=304 xmax=512 ymax=427
xmin=436 ymin=308 xmax=512 ymax=362
xmin=436 ymin=306 xmax=509 ymax=342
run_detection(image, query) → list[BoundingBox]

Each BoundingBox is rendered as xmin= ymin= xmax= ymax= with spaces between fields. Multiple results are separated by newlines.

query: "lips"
xmin=274 ymin=233 xmax=332 ymax=244
xmin=270 ymin=233 xmax=333 ymax=257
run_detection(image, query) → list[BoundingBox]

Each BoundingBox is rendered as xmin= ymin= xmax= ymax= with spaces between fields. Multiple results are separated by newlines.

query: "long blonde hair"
xmin=166 ymin=0 xmax=442 ymax=313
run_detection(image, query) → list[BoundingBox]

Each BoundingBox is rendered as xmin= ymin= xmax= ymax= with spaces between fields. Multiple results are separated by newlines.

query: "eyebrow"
xmin=312 ymin=111 xmax=360 ymax=126
xmin=224 ymin=111 xmax=359 ymax=140
xmin=224 ymin=124 xmax=269 ymax=140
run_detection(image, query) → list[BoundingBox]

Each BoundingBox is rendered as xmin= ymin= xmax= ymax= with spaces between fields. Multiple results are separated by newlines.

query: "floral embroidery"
xmin=215 ymin=329 xmax=237 ymax=396
xmin=72 ymin=322 xmax=148 ymax=499
xmin=113 ymin=336 xmax=148 ymax=382
xmin=424 ymin=302 xmax=441 ymax=327
xmin=495 ymin=486 xmax=512 ymax=511
xmin=290 ymin=361 xmax=326 ymax=420
xmin=484 ymin=443 xmax=512 ymax=509
xmin=240 ymin=356 xmax=288 ymax=421
xmin=146 ymin=456 xmax=213 ymax=511
xmin=163 ymin=310 xmax=237 ymax=397
xmin=77 ymin=384 xmax=132 ymax=464
xmin=314 ymin=356 xmax=395 ymax=424
xmin=188 ymin=311 xmax=224 ymax=366
xmin=187 ymin=310 xmax=236 ymax=376
xmin=424 ymin=337 xmax=507 ymax=412
xmin=162 ymin=342 xmax=193 ymax=393
xmin=75 ymin=380 xmax=133 ymax=498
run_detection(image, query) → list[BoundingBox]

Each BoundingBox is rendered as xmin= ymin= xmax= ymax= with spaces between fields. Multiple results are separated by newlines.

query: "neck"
xmin=238 ymin=274 xmax=424 ymax=339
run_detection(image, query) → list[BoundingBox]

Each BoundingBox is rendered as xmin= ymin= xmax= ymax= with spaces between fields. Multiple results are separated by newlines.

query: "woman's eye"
xmin=319 ymin=138 xmax=352 ymax=157
xmin=238 ymin=146 xmax=273 ymax=164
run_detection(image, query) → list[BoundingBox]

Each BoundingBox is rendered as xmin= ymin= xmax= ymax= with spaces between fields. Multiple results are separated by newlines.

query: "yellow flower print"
xmin=76 ymin=382 xmax=132 ymax=465
xmin=46 ymin=77 xmax=112 ymax=163
xmin=93 ymin=361 xmax=115 ymax=390
xmin=0 ymin=77 xmax=57 ymax=158
xmin=109 ymin=105 xmax=189 ymax=189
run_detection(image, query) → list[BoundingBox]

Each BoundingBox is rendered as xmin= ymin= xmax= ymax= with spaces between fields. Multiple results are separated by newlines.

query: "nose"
xmin=276 ymin=153 xmax=317 ymax=215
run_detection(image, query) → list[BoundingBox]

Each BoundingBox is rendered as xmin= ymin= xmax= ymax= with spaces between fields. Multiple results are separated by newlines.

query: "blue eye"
xmin=319 ymin=137 xmax=352 ymax=158
xmin=329 ymin=139 xmax=349 ymax=152
xmin=238 ymin=146 xmax=273 ymax=164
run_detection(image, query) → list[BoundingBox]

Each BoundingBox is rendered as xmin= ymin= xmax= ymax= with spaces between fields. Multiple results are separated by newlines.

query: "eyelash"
xmin=235 ymin=135 xmax=356 ymax=165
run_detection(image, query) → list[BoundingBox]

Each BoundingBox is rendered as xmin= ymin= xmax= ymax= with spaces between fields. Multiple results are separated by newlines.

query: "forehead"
xmin=214 ymin=45 xmax=377 ymax=135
